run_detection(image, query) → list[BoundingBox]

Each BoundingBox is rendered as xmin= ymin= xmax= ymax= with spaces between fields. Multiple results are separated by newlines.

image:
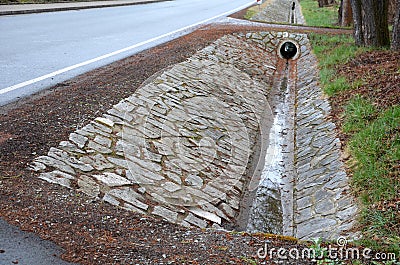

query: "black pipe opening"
xmin=280 ymin=41 xmax=298 ymax=60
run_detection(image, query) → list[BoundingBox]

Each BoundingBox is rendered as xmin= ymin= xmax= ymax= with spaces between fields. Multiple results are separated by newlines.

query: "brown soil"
xmin=228 ymin=5 xmax=254 ymax=20
xmin=329 ymin=50 xmax=400 ymax=140
xmin=0 ymin=23 xmax=323 ymax=265
xmin=329 ymin=50 xmax=400 ymax=239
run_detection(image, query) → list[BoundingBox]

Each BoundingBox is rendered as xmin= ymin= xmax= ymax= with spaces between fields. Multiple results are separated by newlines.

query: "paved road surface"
xmin=0 ymin=0 xmax=253 ymax=106
xmin=0 ymin=0 xmax=168 ymax=15
xmin=0 ymin=218 xmax=78 ymax=265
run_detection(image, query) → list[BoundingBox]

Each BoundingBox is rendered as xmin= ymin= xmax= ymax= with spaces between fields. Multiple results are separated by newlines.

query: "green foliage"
xmin=346 ymin=105 xmax=400 ymax=253
xmin=361 ymin=208 xmax=400 ymax=244
xmin=349 ymin=106 xmax=400 ymax=203
xmin=244 ymin=9 xmax=257 ymax=20
xmin=309 ymin=238 xmax=344 ymax=265
xmin=240 ymin=256 xmax=258 ymax=265
xmin=309 ymin=34 xmax=371 ymax=96
xmin=311 ymin=32 xmax=400 ymax=258
xmin=325 ymin=76 xmax=351 ymax=95
xmin=310 ymin=34 xmax=367 ymax=66
xmin=342 ymin=95 xmax=377 ymax=133
xmin=300 ymin=0 xmax=340 ymax=27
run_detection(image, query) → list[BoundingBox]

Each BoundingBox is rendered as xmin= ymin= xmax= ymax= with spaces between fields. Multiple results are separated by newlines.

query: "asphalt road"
xmin=0 ymin=218 xmax=78 ymax=265
xmin=0 ymin=0 xmax=254 ymax=106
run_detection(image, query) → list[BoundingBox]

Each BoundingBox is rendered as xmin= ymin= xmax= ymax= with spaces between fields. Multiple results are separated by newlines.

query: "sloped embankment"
xmin=31 ymin=31 xmax=357 ymax=240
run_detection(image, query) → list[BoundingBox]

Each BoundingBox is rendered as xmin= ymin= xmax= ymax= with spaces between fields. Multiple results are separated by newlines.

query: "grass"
xmin=300 ymin=0 xmax=340 ymax=27
xmin=243 ymin=5 xmax=259 ymax=20
xmin=342 ymin=95 xmax=377 ymax=133
xmin=349 ymin=107 xmax=400 ymax=203
xmin=310 ymin=33 xmax=400 ymax=256
xmin=244 ymin=8 xmax=257 ymax=20
xmin=304 ymin=0 xmax=400 ymax=248
xmin=240 ymin=256 xmax=258 ymax=265
xmin=310 ymin=33 xmax=371 ymax=96
xmin=243 ymin=0 xmax=273 ymax=20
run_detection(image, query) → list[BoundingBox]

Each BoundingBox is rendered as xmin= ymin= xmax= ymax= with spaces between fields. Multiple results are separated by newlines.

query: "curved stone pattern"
xmin=31 ymin=34 xmax=278 ymax=229
xmin=31 ymin=31 xmax=358 ymax=239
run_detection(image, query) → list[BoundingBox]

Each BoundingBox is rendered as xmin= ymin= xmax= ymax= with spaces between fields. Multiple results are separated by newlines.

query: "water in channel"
xmin=246 ymin=69 xmax=292 ymax=234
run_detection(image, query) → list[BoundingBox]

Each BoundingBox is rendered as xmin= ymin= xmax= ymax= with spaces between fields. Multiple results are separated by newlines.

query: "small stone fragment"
xmin=152 ymin=206 xmax=178 ymax=223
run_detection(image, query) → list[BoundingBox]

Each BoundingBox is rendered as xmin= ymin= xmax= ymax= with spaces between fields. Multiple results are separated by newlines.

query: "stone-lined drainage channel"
xmin=31 ymin=31 xmax=358 ymax=240
xmin=251 ymin=0 xmax=305 ymax=25
xmin=246 ymin=61 xmax=289 ymax=235
xmin=246 ymin=41 xmax=299 ymax=234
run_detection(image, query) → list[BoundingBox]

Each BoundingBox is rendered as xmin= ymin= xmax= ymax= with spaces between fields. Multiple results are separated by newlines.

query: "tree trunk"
xmin=361 ymin=0 xmax=378 ymax=46
xmin=339 ymin=0 xmax=353 ymax=26
xmin=392 ymin=0 xmax=400 ymax=50
xmin=318 ymin=0 xmax=333 ymax=7
xmin=374 ymin=0 xmax=390 ymax=47
xmin=350 ymin=0 xmax=364 ymax=45
xmin=360 ymin=0 xmax=390 ymax=47
xmin=388 ymin=0 xmax=396 ymax=24
xmin=351 ymin=0 xmax=390 ymax=47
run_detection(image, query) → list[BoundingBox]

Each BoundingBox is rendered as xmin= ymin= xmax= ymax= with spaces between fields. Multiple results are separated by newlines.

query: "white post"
xmin=257 ymin=0 xmax=262 ymax=11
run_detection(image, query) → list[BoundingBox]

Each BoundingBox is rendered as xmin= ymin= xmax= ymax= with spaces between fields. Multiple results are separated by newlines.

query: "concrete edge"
xmin=0 ymin=0 xmax=172 ymax=16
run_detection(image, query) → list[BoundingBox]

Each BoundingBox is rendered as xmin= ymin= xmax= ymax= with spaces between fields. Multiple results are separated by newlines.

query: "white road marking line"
xmin=0 ymin=1 xmax=255 ymax=95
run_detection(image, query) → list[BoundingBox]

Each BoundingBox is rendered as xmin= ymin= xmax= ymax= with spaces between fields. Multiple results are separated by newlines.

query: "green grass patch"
xmin=243 ymin=0 xmax=273 ymax=20
xmin=342 ymin=96 xmax=377 ymax=133
xmin=244 ymin=8 xmax=258 ymax=20
xmin=300 ymin=0 xmax=339 ymax=27
xmin=311 ymin=33 xmax=400 ymax=255
xmin=349 ymin=106 xmax=400 ymax=202
xmin=310 ymin=34 xmax=371 ymax=96
xmin=347 ymin=106 xmax=400 ymax=253
xmin=360 ymin=208 xmax=400 ymax=255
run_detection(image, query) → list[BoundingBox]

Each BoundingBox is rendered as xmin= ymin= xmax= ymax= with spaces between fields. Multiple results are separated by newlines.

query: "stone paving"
xmin=241 ymin=32 xmax=359 ymax=240
xmin=31 ymin=34 xmax=277 ymax=230
xmin=31 ymin=30 xmax=358 ymax=240
xmin=293 ymin=47 xmax=359 ymax=240
xmin=251 ymin=0 xmax=305 ymax=25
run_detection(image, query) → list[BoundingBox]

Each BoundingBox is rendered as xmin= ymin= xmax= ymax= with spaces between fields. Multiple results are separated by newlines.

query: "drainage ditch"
xmin=31 ymin=31 xmax=357 ymax=240
xmin=245 ymin=40 xmax=298 ymax=235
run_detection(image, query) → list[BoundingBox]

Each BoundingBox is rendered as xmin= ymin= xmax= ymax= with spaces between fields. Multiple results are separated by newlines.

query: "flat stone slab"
xmin=293 ymin=34 xmax=359 ymax=240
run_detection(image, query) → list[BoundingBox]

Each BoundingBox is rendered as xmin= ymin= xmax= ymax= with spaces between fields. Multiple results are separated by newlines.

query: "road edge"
xmin=0 ymin=0 xmax=173 ymax=16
